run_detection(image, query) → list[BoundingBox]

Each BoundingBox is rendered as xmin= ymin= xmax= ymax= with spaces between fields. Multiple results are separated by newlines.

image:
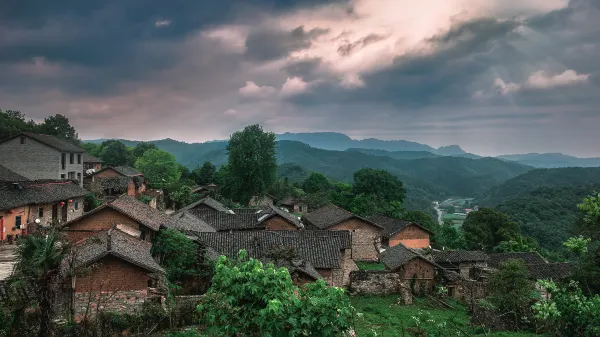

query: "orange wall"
xmin=94 ymin=168 xmax=121 ymax=179
xmin=1 ymin=206 xmax=30 ymax=239
xmin=389 ymin=225 xmax=430 ymax=249
xmin=64 ymin=207 xmax=142 ymax=242
xmin=264 ymin=216 xmax=298 ymax=230
xmin=75 ymin=255 xmax=150 ymax=292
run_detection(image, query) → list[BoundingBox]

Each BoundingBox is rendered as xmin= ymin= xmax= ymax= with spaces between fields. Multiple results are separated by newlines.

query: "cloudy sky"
xmin=1 ymin=0 xmax=599 ymax=156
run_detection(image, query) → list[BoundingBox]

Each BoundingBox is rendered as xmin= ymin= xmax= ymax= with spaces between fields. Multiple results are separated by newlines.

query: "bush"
xmin=197 ymin=250 xmax=354 ymax=336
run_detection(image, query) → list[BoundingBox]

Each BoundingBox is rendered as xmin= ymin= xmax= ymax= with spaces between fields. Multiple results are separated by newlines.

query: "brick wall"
xmin=93 ymin=168 xmax=121 ymax=179
xmin=400 ymin=258 xmax=436 ymax=280
xmin=390 ymin=225 xmax=430 ymax=248
xmin=316 ymin=268 xmax=333 ymax=284
xmin=341 ymin=248 xmax=359 ymax=287
xmin=75 ymin=256 xmax=150 ymax=292
xmin=331 ymin=218 xmax=381 ymax=262
xmin=264 ymin=216 xmax=298 ymax=230
xmin=64 ymin=207 xmax=141 ymax=242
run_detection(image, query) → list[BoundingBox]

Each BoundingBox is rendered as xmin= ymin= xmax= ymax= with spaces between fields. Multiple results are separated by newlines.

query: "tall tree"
xmin=132 ymin=141 xmax=158 ymax=159
xmin=196 ymin=161 xmax=217 ymax=185
xmin=462 ymin=208 xmax=520 ymax=251
xmin=302 ymin=172 xmax=331 ymax=194
xmin=99 ymin=140 xmax=134 ymax=166
xmin=435 ymin=220 xmax=466 ymax=250
xmin=352 ymin=168 xmax=406 ymax=204
xmin=226 ymin=124 xmax=277 ymax=205
xmin=577 ymin=192 xmax=600 ymax=240
xmin=135 ymin=149 xmax=182 ymax=188
xmin=38 ymin=114 xmax=79 ymax=144
xmin=81 ymin=142 xmax=101 ymax=157
xmin=0 ymin=109 xmax=35 ymax=139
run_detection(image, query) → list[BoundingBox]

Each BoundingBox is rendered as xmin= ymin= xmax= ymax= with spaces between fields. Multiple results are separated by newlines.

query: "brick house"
xmin=258 ymin=206 xmax=303 ymax=230
xmin=431 ymin=250 xmax=489 ymax=279
xmin=304 ymin=204 xmax=384 ymax=262
xmin=279 ymin=197 xmax=308 ymax=214
xmin=183 ymin=205 xmax=302 ymax=232
xmin=367 ymin=215 xmax=433 ymax=249
xmin=0 ymin=132 xmax=85 ymax=187
xmin=1 ymin=169 xmax=87 ymax=240
xmin=177 ymin=197 xmax=231 ymax=214
xmin=380 ymin=243 xmax=439 ymax=293
xmin=82 ymin=153 xmax=102 ymax=176
xmin=66 ymin=229 xmax=164 ymax=318
xmin=61 ymin=195 xmax=174 ymax=243
xmin=85 ymin=166 xmax=146 ymax=199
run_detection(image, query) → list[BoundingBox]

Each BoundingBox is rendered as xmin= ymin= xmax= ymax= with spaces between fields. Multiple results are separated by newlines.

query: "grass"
xmin=442 ymin=213 xmax=467 ymax=221
xmin=356 ymin=261 xmax=386 ymax=271
xmin=351 ymin=295 xmax=546 ymax=337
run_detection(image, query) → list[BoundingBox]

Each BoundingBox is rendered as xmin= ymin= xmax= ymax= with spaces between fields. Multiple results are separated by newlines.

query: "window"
xmin=68 ymin=171 xmax=75 ymax=180
xmin=74 ymin=201 xmax=79 ymax=210
xmin=61 ymin=153 xmax=66 ymax=169
xmin=70 ymin=153 xmax=74 ymax=164
xmin=20 ymin=136 xmax=26 ymax=144
xmin=140 ymin=229 xmax=147 ymax=240
xmin=60 ymin=174 xmax=66 ymax=179
xmin=15 ymin=216 xmax=21 ymax=229
xmin=38 ymin=207 xmax=44 ymax=218
xmin=77 ymin=153 xmax=82 ymax=164
xmin=77 ymin=172 xmax=81 ymax=181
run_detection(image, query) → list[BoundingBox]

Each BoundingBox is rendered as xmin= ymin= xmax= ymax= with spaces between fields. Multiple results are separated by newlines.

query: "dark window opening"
xmin=61 ymin=153 xmax=66 ymax=169
xmin=77 ymin=172 xmax=81 ymax=181
xmin=140 ymin=229 xmax=147 ymax=241
xmin=70 ymin=153 xmax=74 ymax=164
xmin=74 ymin=201 xmax=79 ymax=210
xmin=52 ymin=204 xmax=58 ymax=220
xmin=77 ymin=153 xmax=82 ymax=164
xmin=60 ymin=174 xmax=65 ymax=179
xmin=20 ymin=136 xmax=26 ymax=144
xmin=15 ymin=216 xmax=22 ymax=229
xmin=38 ymin=207 xmax=44 ymax=218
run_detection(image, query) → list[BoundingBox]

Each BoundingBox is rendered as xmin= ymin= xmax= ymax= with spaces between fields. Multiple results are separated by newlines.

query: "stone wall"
xmin=264 ymin=216 xmax=298 ymax=230
xmin=331 ymin=218 xmax=381 ymax=262
xmin=73 ymin=289 xmax=148 ymax=319
xmin=349 ymin=270 xmax=407 ymax=295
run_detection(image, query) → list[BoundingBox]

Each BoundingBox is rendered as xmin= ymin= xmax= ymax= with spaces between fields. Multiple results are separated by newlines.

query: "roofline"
xmin=0 ymin=132 xmax=85 ymax=152
xmin=61 ymin=202 xmax=160 ymax=232
xmin=91 ymin=166 xmax=142 ymax=177
xmin=386 ymin=222 xmax=435 ymax=238
xmin=308 ymin=204 xmax=385 ymax=230
xmin=77 ymin=250 xmax=163 ymax=274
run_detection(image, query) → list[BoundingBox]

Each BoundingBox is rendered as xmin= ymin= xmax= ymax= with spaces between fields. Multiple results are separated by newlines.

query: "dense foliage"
xmin=194 ymin=161 xmax=217 ymax=186
xmin=135 ymin=149 xmax=182 ymax=187
xmin=1 ymin=110 xmax=80 ymax=144
xmin=462 ymin=208 xmax=521 ymax=252
xmin=197 ymin=251 xmax=354 ymax=336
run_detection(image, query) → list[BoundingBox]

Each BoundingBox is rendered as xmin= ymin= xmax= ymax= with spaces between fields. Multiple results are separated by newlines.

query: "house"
xmin=61 ymin=195 xmax=174 ymax=243
xmin=85 ymin=166 xmax=146 ymax=198
xmin=190 ymin=208 xmax=265 ymax=231
xmin=380 ymin=243 xmax=438 ymax=293
xmin=279 ymin=197 xmax=308 ymax=214
xmin=0 ymin=132 xmax=85 ymax=186
xmin=1 ymin=177 xmax=87 ymax=240
xmin=304 ymin=204 xmax=384 ymax=261
xmin=66 ymin=229 xmax=164 ymax=318
xmin=431 ymin=250 xmax=489 ymax=279
xmin=169 ymin=211 xmax=217 ymax=234
xmin=258 ymin=206 xmax=303 ymax=230
xmin=488 ymin=252 xmax=547 ymax=269
xmin=189 ymin=183 xmax=218 ymax=195
xmin=176 ymin=196 xmax=230 ymax=214
xmin=367 ymin=215 xmax=433 ymax=249
xmin=248 ymin=194 xmax=275 ymax=207
xmin=83 ymin=153 xmax=102 ymax=176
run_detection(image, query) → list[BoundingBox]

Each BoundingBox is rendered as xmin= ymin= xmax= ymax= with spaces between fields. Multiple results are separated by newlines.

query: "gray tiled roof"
xmin=280 ymin=236 xmax=342 ymax=269
xmin=13 ymin=132 xmax=85 ymax=152
xmin=380 ymin=244 xmax=434 ymax=271
xmin=169 ymin=211 xmax=216 ymax=233
xmin=72 ymin=229 xmax=163 ymax=273
xmin=261 ymin=258 xmax=321 ymax=280
xmin=109 ymin=195 xmax=174 ymax=231
xmin=525 ymin=263 xmax=573 ymax=280
xmin=191 ymin=208 xmax=263 ymax=231
xmin=259 ymin=206 xmax=303 ymax=229
xmin=88 ymin=176 xmax=131 ymax=192
xmin=367 ymin=215 xmax=433 ymax=237
xmin=278 ymin=230 xmax=352 ymax=250
xmin=112 ymin=166 xmax=142 ymax=177
xmin=488 ymin=252 xmax=547 ymax=269
xmin=304 ymin=204 xmax=383 ymax=230
xmin=432 ymin=250 xmax=489 ymax=263
xmin=0 ymin=165 xmax=29 ymax=182
xmin=0 ymin=180 xmax=88 ymax=211
xmin=176 ymin=196 xmax=230 ymax=214
xmin=82 ymin=153 xmax=102 ymax=163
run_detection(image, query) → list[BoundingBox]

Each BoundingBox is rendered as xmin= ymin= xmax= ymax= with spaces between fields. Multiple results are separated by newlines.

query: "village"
xmin=0 ymin=131 xmax=579 ymax=336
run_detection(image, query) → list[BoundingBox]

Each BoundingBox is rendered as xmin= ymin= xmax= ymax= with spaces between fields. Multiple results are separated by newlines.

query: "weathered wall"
xmin=75 ymin=256 xmax=150 ymax=292
xmin=0 ymin=205 xmax=30 ymax=239
xmin=390 ymin=225 xmax=430 ymax=248
xmin=264 ymin=216 xmax=298 ymax=230
xmin=63 ymin=207 xmax=142 ymax=242
xmin=73 ymin=290 xmax=148 ymax=319
xmin=331 ymin=218 xmax=381 ymax=262
xmin=0 ymin=136 xmax=60 ymax=180
xmin=349 ymin=271 xmax=407 ymax=295
xmin=93 ymin=168 xmax=121 ymax=179
xmin=400 ymin=258 xmax=435 ymax=280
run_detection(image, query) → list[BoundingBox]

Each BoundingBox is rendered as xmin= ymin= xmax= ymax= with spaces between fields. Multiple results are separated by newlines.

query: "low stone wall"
xmin=348 ymin=270 xmax=406 ymax=295
xmin=74 ymin=290 xmax=148 ymax=319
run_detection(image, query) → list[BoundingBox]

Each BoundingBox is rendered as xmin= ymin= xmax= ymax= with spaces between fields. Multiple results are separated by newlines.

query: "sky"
xmin=1 ymin=0 xmax=600 ymax=157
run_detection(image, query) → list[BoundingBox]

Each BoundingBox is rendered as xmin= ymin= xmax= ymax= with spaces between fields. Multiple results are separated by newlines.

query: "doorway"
xmin=61 ymin=202 xmax=68 ymax=222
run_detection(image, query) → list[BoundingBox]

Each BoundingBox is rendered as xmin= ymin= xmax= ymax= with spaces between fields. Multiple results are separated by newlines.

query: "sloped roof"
xmin=0 ymin=164 xmax=28 ymax=182
xmin=0 ymin=132 xmax=85 ymax=152
xmin=525 ymin=263 xmax=573 ymax=280
xmin=112 ymin=166 xmax=142 ymax=177
xmin=88 ymin=176 xmax=131 ymax=192
xmin=367 ymin=214 xmax=434 ymax=237
xmin=279 ymin=197 xmax=305 ymax=206
xmin=0 ymin=180 xmax=88 ymax=211
xmin=109 ymin=195 xmax=174 ymax=231
xmin=261 ymin=258 xmax=321 ymax=280
xmin=278 ymin=230 xmax=352 ymax=250
xmin=380 ymin=243 xmax=436 ymax=271
xmin=176 ymin=196 xmax=230 ymax=214
xmin=191 ymin=208 xmax=263 ymax=231
xmin=82 ymin=153 xmax=102 ymax=163
xmin=488 ymin=252 xmax=547 ymax=269
xmin=258 ymin=206 xmax=303 ymax=229
xmin=71 ymin=229 xmax=163 ymax=274
xmin=432 ymin=250 xmax=488 ymax=264
xmin=304 ymin=204 xmax=383 ymax=230
xmin=280 ymin=236 xmax=342 ymax=269
xmin=169 ymin=211 xmax=216 ymax=233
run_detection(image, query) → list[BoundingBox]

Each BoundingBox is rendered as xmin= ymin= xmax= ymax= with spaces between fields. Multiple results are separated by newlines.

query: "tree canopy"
xmin=135 ymin=149 xmax=181 ymax=187
xmin=302 ymin=172 xmax=331 ymax=194
xmin=132 ymin=141 xmax=158 ymax=159
xmin=462 ymin=208 xmax=521 ymax=252
xmin=195 ymin=161 xmax=217 ymax=186
xmin=99 ymin=140 xmax=135 ymax=167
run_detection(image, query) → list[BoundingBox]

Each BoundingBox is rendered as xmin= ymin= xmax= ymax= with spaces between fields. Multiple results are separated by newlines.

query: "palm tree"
xmin=11 ymin=229 xmax=70 ymax=337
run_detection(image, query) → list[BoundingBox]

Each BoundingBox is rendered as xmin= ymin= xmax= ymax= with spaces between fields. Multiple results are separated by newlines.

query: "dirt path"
xmin=0 ymin=244 xmax=16 ymax=280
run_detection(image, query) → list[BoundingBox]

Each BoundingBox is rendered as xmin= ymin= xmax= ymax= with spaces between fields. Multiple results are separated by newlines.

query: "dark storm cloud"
xmin=244 ymin=26 xmax=329 ymax=61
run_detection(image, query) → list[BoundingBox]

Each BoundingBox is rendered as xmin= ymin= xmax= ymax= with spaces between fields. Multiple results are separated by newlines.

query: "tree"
xmin=494 ymin=235 xmax=538 ymax=253
xmin=197 ymin=251 xmax=354 ymax=336
xmin=170 ymin=185 xmax=193 ymax=210
xmin=99 ymin=140 xmax=135 ymax=166
xmin=578 ymin=192 xmax=600 ymax=240
xmin=352 ymin=168 xmax=406 ymax=204
xmin=196 ymin=161 xmax=216 ymax=186
xmin=135 ymin=149 xmax=181 ymax=188
xmin=435 ymin=220 xmax=466 ymax=250
xmin=302 ymin=172 xmax=331 ymax=194
xmin=488 ymin=259 xmax=536 ymax=330
xmin=226 ymin=124 xmax=277 ymax=205
xmin=11 ymin=229 xmax=71 ymax=337
xmin=404 ymin=210 xmax=440 ymax=234
xmin=81 ymin=142 xmax=101 ymax=157
xmin=38 ymin=114 xmax=79 ymax=144
xmin=462 ymin=208 xmax=521 ymax=251
xmin=132 ymin=141 xmax=158 ymax=159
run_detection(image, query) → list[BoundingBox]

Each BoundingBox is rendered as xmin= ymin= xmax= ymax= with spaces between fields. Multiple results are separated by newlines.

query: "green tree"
xmin=81 ymin=142 xmax=101 ymax=157
xmin=0 ymin=109 xmax=36 ymax=139
xmin=435 ymin=220 xmax=466 ymax=249
xmin=578 ymin=192 xmax=600 ymax=240
xmin=99 ymin=140 xmax=135 ymax=166
xmin=462 ymin=208 xmax=521 ymax=251
xmin=404 ymin=210 xmax=440 ymax=234
xmin=226 ymin=124 xmax=277 ymax=205
xmin=11 ymin=229 xmax=71 ymax=337
xmin=38 ymin=114 xmax=79 ymax=144
xmin=352 ymin=168 xmax=406 ymax=204
xmin=197 ymin=251 xmax=354 ymax=336
xmin=132 ymin=141 xmax=158 ymax=159
xmin=135 ymin=149 xmax=181 ymax=188
xmin=170 ymin=185 xmax=193 ymax=210
xmin=196 ymin=161 xmax=216 ymax=186
xmin=488 ymin=259 xmax=536 ymax=330
xmin=302 ymin=172 xmax=331 ymax=194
